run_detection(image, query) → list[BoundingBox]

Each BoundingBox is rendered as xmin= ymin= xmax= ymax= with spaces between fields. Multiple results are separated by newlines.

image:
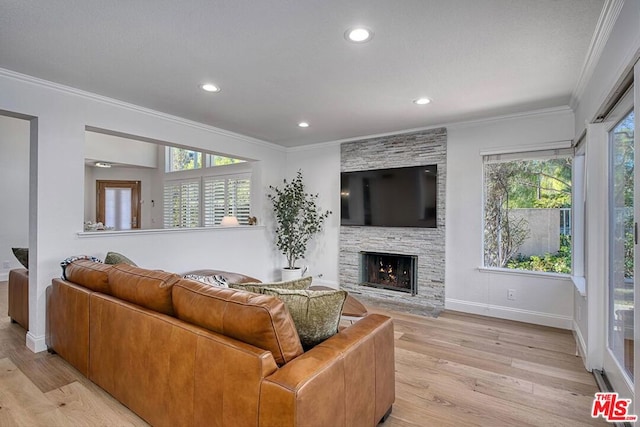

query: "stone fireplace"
xmin=339 ymin=127 xmax=446 ymax=313
xmin=360 ymin=252 xmax=418 ymax=295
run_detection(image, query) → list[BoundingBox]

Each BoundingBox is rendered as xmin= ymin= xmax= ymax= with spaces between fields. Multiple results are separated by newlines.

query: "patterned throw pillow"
xmin=60 ymin=255 xmax=102 ymax=279
xmin=104 ymin=251 xmax=137 ymax=266
xmin=262 ymin=288 xmax=347 ymax=350
xmin=12 ymin=247 xmax=28 ymax=269
xmin=229 ymin=276 xmax=312 ymax=294
xmin=183 ymin=274 xmax=229 ymax=288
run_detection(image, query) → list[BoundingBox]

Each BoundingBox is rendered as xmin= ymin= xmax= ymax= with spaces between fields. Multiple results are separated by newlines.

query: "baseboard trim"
xmin=26 ymin=332 xmax=47 ymax=353
xmin=445 ymin=298 xmax=573 ymax=329
xmin=0 ymin=272 xmax=8 ymax=282
xmin=573 ymin=320 xmax=590 ymax=371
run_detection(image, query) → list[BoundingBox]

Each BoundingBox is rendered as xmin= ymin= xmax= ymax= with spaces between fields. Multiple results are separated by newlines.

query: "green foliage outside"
xmin=611 ymin=112 xmax=634 ymax=279
xmin=210 ymin=155 xmax=244 ymax=166
xmin=169 ymin=148 xmax=202 ymax=171
xmin=484 ymin=157 xmax=573 ymax=273
xmin=507 ymin=235 xmax=572 ymax=274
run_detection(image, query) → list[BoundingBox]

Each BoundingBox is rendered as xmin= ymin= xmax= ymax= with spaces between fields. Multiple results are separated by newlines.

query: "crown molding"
xmin=0 ymin=68 xmax=286 ymax=153
xmin=287 ymin=106 xmax=573 ymax=152
xmin=569 ymin=0 xmax=625 ymax=110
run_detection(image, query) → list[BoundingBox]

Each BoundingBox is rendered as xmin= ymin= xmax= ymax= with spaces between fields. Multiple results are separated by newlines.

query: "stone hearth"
xmin=339 ymin=128 xmax=446 ymax=314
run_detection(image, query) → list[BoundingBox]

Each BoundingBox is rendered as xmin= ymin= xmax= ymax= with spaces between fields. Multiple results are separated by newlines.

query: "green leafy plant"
xmin=267 ymin=170 xmax=331 ymax=270
xmin=506 ymin=235 xmax=572 ymax=274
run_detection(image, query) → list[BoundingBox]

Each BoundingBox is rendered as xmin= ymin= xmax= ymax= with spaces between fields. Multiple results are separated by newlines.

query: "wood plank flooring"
xmin=0 ymin=281 xmax=604 ymax=426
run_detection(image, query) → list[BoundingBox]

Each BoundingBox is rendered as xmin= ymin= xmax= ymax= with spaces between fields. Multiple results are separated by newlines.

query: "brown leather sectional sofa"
xmin=47 ymin=260 xmax=395 ymax=427
xmin=8 ymin=268 xmax=29 ymax=330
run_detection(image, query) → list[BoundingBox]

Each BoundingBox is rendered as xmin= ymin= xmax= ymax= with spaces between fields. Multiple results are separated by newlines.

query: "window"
xmin=163 ymin=146 xmax=251 ymax=228
xmin=205 ymin=154 xmax=245 ymax=167
xmin=163 ymin=179 xmax=200 ymax=228
xmin=166 ymin=147 xmax=245 ymax=172
xmin=608 ymin=109 xmax=634 ymax=380
xmin=203 ymin=175 xmax=251 ymax=225
xmin=166 ymin=147 xmax=202 ymax=172
xmin=483 ymin=148 xmax=573 ymax=273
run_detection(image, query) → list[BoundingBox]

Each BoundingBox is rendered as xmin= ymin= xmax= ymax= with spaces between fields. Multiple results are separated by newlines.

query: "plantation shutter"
xmin=163 ymin=179 xmax=200 ymax=228
xmin=228 ymin=177 xmax=251 ymax=224
xmin=163 ymin=181 xmax=181 ymax=228
xmin=203 ymin=177 xmax=226 ymax=226
xmin=202 ymin=173 xmax=251 ymax=225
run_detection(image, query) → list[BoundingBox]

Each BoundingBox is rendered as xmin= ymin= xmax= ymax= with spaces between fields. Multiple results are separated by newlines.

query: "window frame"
xmin=481 ymin=146 xmax=575 ymax=277
xmin=162 ymin=159 xmax=252 ymax=229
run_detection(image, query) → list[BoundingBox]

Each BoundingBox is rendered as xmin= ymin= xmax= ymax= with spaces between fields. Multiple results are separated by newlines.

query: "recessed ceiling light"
xmin=298 ymin=122 xmax=310 ymax=128
xmin=95 ymin=162 xmax=112 ymax=168
xmin=413 ymin=98 xmax=431 ymax=105
xmin=201 ymin=83 xmax=221 ymax=93
xmin=345 ymin=27 xmax=373 ymax=43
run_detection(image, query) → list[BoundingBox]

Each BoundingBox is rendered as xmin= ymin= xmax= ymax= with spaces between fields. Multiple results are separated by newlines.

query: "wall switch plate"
xmin=2 ymin=261 xmax=10 ymax=269
xmin=507 ymin=289 xmax=516 ymax=300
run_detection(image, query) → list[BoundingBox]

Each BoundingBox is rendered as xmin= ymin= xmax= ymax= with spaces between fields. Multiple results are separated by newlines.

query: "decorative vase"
xmin=281 ymin=267 xmax=302 ymax=281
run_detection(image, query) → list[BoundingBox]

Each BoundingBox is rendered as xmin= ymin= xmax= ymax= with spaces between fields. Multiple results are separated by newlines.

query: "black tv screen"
xmin=340 ymin=165 xmax=437 ymax=228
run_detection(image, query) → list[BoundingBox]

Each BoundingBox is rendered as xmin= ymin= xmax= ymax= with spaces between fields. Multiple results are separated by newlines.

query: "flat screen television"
xmin=340 ymin=165 xmax=437 ymax=228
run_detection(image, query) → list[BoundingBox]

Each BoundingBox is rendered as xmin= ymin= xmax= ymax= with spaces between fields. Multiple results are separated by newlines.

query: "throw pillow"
xmin=229 ymin=276 xmax=312 ymax=294
xmin=104 ymin=251 xmax=137 ymax=266
xmin=262 ymin=288 xmax=347 ymax=350
xmin=183 ymin=274 xmax=229 ymax=288
xmin=12 ymin=247 xmax=28 ymax=269
xmin=60 ymin=255 xmax=102 ymax=280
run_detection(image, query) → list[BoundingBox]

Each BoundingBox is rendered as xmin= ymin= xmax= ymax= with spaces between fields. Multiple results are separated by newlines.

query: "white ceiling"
xmin=0 ymin=0 xmax=604 ymax=147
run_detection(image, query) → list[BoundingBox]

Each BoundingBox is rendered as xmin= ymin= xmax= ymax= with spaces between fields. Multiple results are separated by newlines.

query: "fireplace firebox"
xmin=360 ymin=252 xmax=417 ymax=295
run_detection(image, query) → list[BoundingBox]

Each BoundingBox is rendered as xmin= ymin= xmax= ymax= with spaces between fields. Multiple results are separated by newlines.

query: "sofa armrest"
xmin=47 ymin=278 xmax=93 ymax=376
xmin=259 ymin=314 xmax=394 ymax=427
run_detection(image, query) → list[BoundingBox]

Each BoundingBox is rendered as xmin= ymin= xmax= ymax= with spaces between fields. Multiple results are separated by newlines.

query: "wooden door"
xmin=96 ymin=180 xmax=141 ymax=230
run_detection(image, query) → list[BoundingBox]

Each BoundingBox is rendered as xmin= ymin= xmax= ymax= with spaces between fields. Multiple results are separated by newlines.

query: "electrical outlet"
xmin=2 ymin=261 xmax=10 ymax=269
xmin=507 ymin=289 xmax=516 ymax=301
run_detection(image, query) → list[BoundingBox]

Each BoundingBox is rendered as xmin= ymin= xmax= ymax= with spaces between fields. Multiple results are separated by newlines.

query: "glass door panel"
xmin=609 ymin=109 xmax=635 ymax=381
xmin=105 ymin=187 xmax=132 ymax=230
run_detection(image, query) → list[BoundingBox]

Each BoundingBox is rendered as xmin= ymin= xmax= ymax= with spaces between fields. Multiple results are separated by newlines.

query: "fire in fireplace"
xmin=360 ymin=252 xmax=417 ymax=295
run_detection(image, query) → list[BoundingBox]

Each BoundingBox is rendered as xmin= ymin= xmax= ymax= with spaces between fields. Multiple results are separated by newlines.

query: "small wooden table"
xmin=309 ymin=285 xmax=368 ymax=319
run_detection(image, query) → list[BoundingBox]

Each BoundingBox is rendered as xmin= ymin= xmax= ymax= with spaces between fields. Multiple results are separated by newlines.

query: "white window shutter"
xmin=203 ymin=177 xmax=227 ymax=226
xmin=228 ymin=178 xmax=251 ymax=224
xmin=163 ymin=181 xmax=181 ymax=228
xmin=163 ymin=179 xmax=200 ymax=228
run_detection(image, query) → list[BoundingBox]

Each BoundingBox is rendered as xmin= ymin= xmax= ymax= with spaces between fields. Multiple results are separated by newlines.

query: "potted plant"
xmin=267 ymin=170 xmax=331 ymax=280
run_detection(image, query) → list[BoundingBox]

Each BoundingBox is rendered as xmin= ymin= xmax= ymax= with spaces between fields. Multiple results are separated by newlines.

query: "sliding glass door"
xmin=609 ymin=108 xmax=635 ymax=384
xmin=605 ymin=75 xmax=636 ymax=405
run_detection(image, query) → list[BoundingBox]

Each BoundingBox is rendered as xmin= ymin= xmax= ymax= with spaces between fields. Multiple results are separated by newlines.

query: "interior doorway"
xmin=96 ymin=180 xmax=141 ymax=230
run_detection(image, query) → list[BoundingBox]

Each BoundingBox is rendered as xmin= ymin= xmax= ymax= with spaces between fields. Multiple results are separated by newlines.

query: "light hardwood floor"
xmin=0 ymin=281 xmax=604 ymax=426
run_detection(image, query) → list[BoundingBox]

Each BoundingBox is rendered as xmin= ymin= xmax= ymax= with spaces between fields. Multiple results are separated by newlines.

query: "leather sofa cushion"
xmin=108 ymin=264 xmax=180 ymax=316
xmin=172 ymin=279 xmax=304 ymax=366
xmin=64 ymin=260 xmax=112 ymax=294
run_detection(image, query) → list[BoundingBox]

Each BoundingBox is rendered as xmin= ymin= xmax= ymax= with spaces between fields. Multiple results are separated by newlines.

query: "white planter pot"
xmin=281 ymin=267 xmax=302 ymax=281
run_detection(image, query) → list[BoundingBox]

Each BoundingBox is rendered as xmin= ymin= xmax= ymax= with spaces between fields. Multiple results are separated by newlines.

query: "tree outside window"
xmin=484 ymin=155 xmax=572 ymax=274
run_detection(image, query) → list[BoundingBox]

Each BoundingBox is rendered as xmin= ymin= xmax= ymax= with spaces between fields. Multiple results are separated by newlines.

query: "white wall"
xmin=85 ymin=131 xmax=158 ymax=168
xmin=0 ymin=69 xmax=286 ymax=352
xmin=285 ymin=143 xmax=341 ymax=286
xmin=0 ymin=115 xmax=29 ymax=281
xmin=284 ymin=108 xmax=577 ymax=327
xmin=445 ymin=107 xmax=576 ymax=329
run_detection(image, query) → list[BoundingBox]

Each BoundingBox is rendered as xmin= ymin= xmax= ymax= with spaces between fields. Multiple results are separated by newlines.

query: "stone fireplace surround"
xmin=339 ymin=128 xmax=446 ymax=314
